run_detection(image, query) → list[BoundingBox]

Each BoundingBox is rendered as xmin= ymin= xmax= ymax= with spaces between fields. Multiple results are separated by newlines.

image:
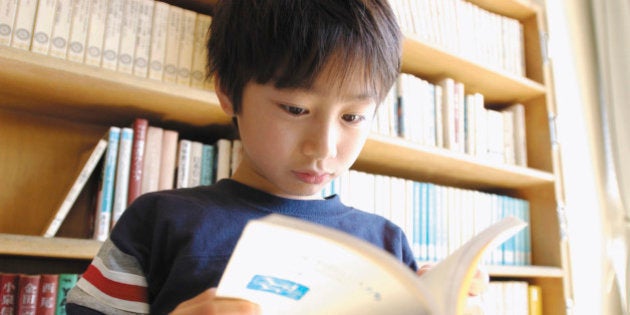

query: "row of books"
xmin=389 ymin=0 xmax=526 ymax=77
xmin=324 ymin=170 xmax=531 ymax=266
xmin=470 ymin=281 xmax=543 ymax=315
xmin=0 ymin=0 xmax=213 ymax=90
xmin=42 ymin=118 xmax=244 ymax=241
xmin=373 ymin=74 xmax=527 ymax=166
xmin=0 ymin=273 xmax=78 ymax=315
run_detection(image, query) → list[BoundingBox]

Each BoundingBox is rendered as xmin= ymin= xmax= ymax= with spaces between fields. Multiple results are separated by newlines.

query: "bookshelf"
xmin=0 ymin=0 xmax=568 ymax=314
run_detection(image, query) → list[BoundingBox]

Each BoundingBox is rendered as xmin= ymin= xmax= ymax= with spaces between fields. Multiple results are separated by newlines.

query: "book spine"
xmin=158 ymin=129 xmax=178 ymax=190
xmin=140 ymin=126 xmax=163 ymax=194
xmin=190 ymin=13 xmax=211 ymax=89
xmin=101 ymin=0 xmax=123 ymax=71
xmin=132 ymin=0 xmax=153 ymax=78
xmin=147 ymin=1 xmax=169 ymax=80
xmin=0 ymin=0 xmax=18 ymax=46
xmin=55 ymin=274 xmax=78 ymax=315
xmin=36 ymin=274 xmax=59 ymax=315
xmin=187 ymin=140 xmax=203 ymax=187
xmin=117 ymin=0 xmax=140 ymax=74
xmin=16 ymin=274 xmax=41 ymax=314
xmin=127 ymin=118 xmax=148 ymax=205
xmin=0 ymin=273 xmax=18 ymax=315
xmin=175 ymin=139 xmax=191 ymax=188
xmin=230 ymin=139 xmax=242 ymax=176
xmin=215 ymin=139 xmax=231 ymax=181
xmin=42 ymin=138 xmax=108 ymax=237
xmin=162 ymin=5 xmax=182 ymax=83
xmin=94 ymin=126 xmax=121 ymax=241
xmin=176 ymin=9 xmax=196 ymax=86
xmin=111 ymin=127 xmax=133 ymax=227
xmin=30 ymin=0 xmax=57 ymax=54
xmin=84 ymin=0 xmax=108 ymax=67
xmin=48 ymin=0 xmax=73 ymax=59
xmin=11 ymin=0 xmax=37 ymax=50
xmin=199 ymin=143 xmax=214 ymax=185
xmin=66 ymin=0 xmax=91 ymax=63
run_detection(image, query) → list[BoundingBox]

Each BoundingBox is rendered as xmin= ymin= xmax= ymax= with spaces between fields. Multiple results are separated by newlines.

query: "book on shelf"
xmin=162 ymin=5 xmax=183 ymax=83
xmin=0 ymin=273 xmax=17 ymax=314
xmin=158 ymin=129 xmax=179 ymax=190
xmin=199 ymin=143 xmax=215 ymax=186
xmin=191 ymin=13 xmax=212 ymax=89
xmin=66 ymin=0 xmax=91 ymax=63
xmin=0 ymin=0 xmax=18 ymax=46
xmin=217 ymin=214 xmax=527 ymax=315
xmin=42 ymin=137 xmax=108 ymax=237
xmin=188 ymin=140 xmax=203 ymax=187
xmin=37 ymin=274 xmax=59 ymax=315
xmin=11 ymin=0 xmax=37 ymax=50
xmin=30 ymin=0 xmax=56 ymax=55
xmin=101 ymin=0 xmax=124 ymax=71
xmin=112 ymin=127 xmax=133 ymax=228
xmin=16 ymin=274 xmax=40 ymax=314
xmin=56 ymin=274 xmax=79 ymax=315
xmin=133 ymin=0 xmax=154 ymax=78
xmin=176 ymin=8 xmax=196 ymax=86
xmin=93 ymin=126 xmax=121 ymax=241
xmin=214 ymin=138 xmax=231 ymax=181
xmin=176 ymin=139 xmax=192 ymax=188
xmin=49 ymin=0 xmax=73 ymax=59
xmin=148 ymin=1 xmax=170 ymax=81
xmin=127 ymin=118 xmax=149 ymax=206
xmin=117 ymin=0 xmax=141 ymax=74
xmin=84 ymin=0 xmax=108 ymax=67
xmin=140 ymin=125 xmax=164 ymax=194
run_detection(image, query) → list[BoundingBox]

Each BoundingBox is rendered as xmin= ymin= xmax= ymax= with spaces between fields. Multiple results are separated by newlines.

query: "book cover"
xmin=176 ymin=8 xmax=196 ymax=86
xmin=36 ymin=274 xmax=59 ymax=315
xmin=147 ymin=1 xmax=169 ymax=81
xmin=66 ymin=0 xmax=91 ymax=63
xmin=42 ymin=137 xmax=108 ymax=237
xmin=140 ymin=126 xmax=164 ymax=194
xmin=158 ymin=129 xmax=179 ymax=190
xmin=30 ymin=0 xmax=56 ymax=54
xmin=93 ymin=126 xmax=121 ymax=241
xmin=217 ymin=214 xmax=526 ymax=315
xmin=111 ymin=127 xmax=133 ymax=228
xmin=127 ymin=118 xmax=148 ymax=205
xmin=16 ymin=274 xmax=40 ymax=314
xmin=0 ymin=0 xmax=18 ymax=46
xmin=84 ymin=0 xmax=108 ymax=67
xmin=132 ymin=0 xmax=154 ymax=78
xmin=55 ymin=274 xmax=78 ymax=315
xmin=101 ymin=0 xmax=123 ymax=71
xmin=162 ymin=5 xmax=182 ymax=83
xmin=48 ymin=0 xmax=73 ymax=59
xmin=0 ymin=273 xmax=17 ymax=314
xmin=10 ymin=0 xmax=37 ymax=50
xmin=117 ymin=0 xmax=140 ymax=74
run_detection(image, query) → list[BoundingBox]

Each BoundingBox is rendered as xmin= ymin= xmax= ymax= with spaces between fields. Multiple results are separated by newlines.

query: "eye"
xmin=341 ymin=114 xmax=366 ymax=123
xmin=280 ymin=105 xmax=309 ymax=116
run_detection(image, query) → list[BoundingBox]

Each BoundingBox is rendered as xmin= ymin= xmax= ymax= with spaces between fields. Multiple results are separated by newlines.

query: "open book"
xmin=216 ymin=214 xmax=527 ymax=315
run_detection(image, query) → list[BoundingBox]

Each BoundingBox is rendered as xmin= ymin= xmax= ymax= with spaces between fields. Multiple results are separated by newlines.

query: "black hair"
xmin=207 ymin=0 xmax=402 ymax=113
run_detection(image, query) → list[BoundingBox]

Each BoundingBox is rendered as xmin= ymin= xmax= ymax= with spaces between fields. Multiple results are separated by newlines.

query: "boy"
xmin=67 ymin=1 xmax=486 ymax=314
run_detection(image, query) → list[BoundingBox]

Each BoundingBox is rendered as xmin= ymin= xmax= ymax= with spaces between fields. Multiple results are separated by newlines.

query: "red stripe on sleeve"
xmin=82 ymin=264 xmax=148 ymax=303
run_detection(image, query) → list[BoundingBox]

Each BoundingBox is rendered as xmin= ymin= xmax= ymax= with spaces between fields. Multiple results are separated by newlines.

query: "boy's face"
xmin=217 ymin=70 xmax=377 ymax=200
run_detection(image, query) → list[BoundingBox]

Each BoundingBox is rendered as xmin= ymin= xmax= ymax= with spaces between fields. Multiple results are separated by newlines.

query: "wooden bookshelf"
xmin=0 ymin=0 xmax=567 ymax=314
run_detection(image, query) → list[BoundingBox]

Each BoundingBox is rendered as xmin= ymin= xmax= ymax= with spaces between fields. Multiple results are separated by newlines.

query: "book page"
xmin=217 ymin=214 xmax=525 ymax=315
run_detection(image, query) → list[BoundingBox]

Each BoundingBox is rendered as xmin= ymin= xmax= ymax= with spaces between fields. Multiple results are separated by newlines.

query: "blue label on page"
xmin=246 ymin=275 xmax=309 ymax=300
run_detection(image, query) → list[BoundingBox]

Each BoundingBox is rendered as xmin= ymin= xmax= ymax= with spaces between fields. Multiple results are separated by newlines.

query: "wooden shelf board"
xmin=354 ymin=134 xmax=555 ymax=190
xmin=401 ymin=37 xmax=546 ymax=104
xmin=0 ymin=233 xmax=101 ymax=260
xmin=0 ymin=46 xmax=230 ymax=127
xmin=468 ymin=0 xmax=537 ymax=20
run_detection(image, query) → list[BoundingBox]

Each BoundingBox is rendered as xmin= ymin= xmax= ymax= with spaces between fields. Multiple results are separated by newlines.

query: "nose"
xmin=301 ymin=120 xmax=338 ymax=160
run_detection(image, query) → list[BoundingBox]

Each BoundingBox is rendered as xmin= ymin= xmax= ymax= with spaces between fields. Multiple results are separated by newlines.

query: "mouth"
xmin=292 ymin=171 xmax=332 ymax=185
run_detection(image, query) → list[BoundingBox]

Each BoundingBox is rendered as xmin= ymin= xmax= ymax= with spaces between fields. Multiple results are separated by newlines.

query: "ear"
xmin=214 ymin=76 xmax=235 ymax=117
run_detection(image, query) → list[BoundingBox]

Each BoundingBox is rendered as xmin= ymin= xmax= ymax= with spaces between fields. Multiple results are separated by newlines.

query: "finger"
xmin=468 ymin=267 xmax=490 ymax=296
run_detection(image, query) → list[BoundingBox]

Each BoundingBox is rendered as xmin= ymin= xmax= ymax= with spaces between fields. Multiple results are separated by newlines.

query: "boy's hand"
xmin=416 ymin=264 xmax=490 ymax=296
xmin=170 ymin=288 xmax=260 ymax=315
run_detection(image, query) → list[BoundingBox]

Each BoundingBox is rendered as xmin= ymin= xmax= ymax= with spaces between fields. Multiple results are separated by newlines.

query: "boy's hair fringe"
xmin=207 ymin=0 xmax=402 ymax=112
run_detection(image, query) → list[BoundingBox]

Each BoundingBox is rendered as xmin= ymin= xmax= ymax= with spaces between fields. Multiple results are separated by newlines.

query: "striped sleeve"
xmin=67 ymin=239 xmax=150 ymax=314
